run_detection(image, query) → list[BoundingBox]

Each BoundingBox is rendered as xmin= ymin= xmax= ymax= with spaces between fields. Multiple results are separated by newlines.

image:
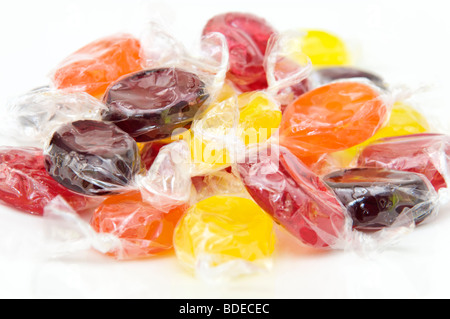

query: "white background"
xmin=0 ymin=0 xmax=449 ymax=298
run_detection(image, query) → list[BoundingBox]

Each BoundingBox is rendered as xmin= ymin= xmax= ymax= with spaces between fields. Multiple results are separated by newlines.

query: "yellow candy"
xmin=293 ymin=29 xmax=350 ymax=67
xmin=333 ymin=102 xmax=430 ymax=166
xmin=173 ymin=195 xmax=275 ymax=276
xmin=238 ymin=91 xmax=282 ymax=145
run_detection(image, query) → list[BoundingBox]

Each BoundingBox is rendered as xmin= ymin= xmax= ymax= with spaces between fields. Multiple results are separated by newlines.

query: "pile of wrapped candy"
xmin=1 ymin=12 xmax=449 ymax=281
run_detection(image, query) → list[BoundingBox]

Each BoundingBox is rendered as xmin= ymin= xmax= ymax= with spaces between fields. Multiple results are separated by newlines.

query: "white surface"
xmin=1 ymin=0 xmax=450 ymax=299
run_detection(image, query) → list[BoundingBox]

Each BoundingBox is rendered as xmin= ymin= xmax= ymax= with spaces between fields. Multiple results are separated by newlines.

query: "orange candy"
xmin=90 ymin=190 xmax=187 ymax=259
xmin=52 ymin=34 xmax=143 ymax=98
xmin=279 ymin=81 xmax=388 ymax=159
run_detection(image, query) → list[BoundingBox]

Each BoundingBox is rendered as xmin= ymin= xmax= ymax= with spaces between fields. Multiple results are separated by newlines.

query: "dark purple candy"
xmin=312 ymin=67 xmax=386 ymax=90
xmin=323 ymin=168 xmax=436 ymax=231
xmin=45 ymin=120 xmax=140 ymax=196
xmin=102 ymin=68 xmax=209 ymax=142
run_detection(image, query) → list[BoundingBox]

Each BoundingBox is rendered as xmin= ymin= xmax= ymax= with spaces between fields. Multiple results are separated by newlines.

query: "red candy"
xmin=357 ymin=133 xmax=450 ymax=192
xmin=0 ymin=147 xmax=98 ymax=216
xmin=90 ymin=190 xmax=187 ymax=259
xmin=202 ymin=12 xmax=276 ymax=92
xmin=237 ymin=144 xmax=346 ymax=248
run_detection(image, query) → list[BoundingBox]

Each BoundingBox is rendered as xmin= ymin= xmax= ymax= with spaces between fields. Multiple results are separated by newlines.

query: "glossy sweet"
xmin=202 ymin=12 xmax=276 ymax=92
xmin=324 ymin=168 xmax=437 ymax=231
xmin=332 ymin=102 xmax=430 ymax=166
xmin=45 ymin=120 xmax=140 ymax=196
xmin=311 ymin=66 xmax=386 ymax=89
xmin=295 ymin=30 xmax=350 ymax=67
xmin=357 ymin=134 xmax=450 ymax=192
xmin=91 ymin=190 xmax=187 ymax=259
xmin=237 ymin=144 xmax=346 ymax=248
xmin=173 ymin=195 xmax=275 ymax=274
xmin=0 ymin=147 xmax=98 ymax=216
xmin=279 ymin=81 xmax=388 ymax=159
xmin=52 ymin=34 xmax=143 ymax=98
xmin=102 ymin=68 xmax=209 ymax=142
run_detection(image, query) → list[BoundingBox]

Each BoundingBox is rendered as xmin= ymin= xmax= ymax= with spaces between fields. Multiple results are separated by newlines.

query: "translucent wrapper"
xmin=185 ymin=30 xmax=312 ymax=177
xmin=236 ymin=143 xmax=348 ymax=249
xmin=357 ymin=134 xmax=450 ymax=199
xmin=236 ymin=143 xmax=439 ymax=253
xmin=3 ymin=87 xmax=107 ymax=148
xmin=95 ymin=22 xmax=229 ymax=144
xmin=42 ymin=141 xmax=193 ymax=260
xmin=140 ymin=21 xmax=229 ymax=104
xmin=264 ymin=30 xmax=312 ymax=103
xmin=201 ymin=12 xmax=276 ymax=92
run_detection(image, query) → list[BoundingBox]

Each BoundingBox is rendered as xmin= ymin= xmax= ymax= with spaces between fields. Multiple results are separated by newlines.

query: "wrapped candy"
xmin=3 ymin=88 xmax=142 ymax=197
xmin=202 ymin=12 xmax=276 ymax=92
xmin=102 ymin=68 xmax=210 ymax=142
xmin=44 ymin=120 xmax=141 ymax=196
xmin=95 ymin=22 xmax=229 ymax=145
xmin=173 ymin=194 xmax=276 ymax=282
xmin=90 ymin=190 xmax=187 ymax=259
xmin=279 ymin=80 xmax=390 ymax=163
xmin=188 ymin=31 xmax=312 ymax=176
xmin=323 ymin=168 xmax=438 ymax=231
xmin=236 ymin=143 xmax=347 ymax=248
xmin=51 ymin=34 xmax=144 ymax=98
xmin=0 ymin=147 xmax=100 ymax=216
xmin=357 ymin=133 xmax=450 ymax=192
xmin=43 ymin=140 xmax=194 ymax=260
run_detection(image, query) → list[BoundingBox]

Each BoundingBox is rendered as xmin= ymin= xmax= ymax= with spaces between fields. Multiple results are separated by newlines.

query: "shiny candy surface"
xmin=174 ymin=195 xmax=275 ymax=273
xmin=0 ymin=147 xmax=98 ymax=216
xmin=52 ymin=34 xmax=143 ymax=98
xmin=237 ymin=144 xmax=346 ymax=248
xmin=202 ymin=12 xmax=276 ymax=92
xmin=45 ymin=120 xmax=140 ymax=196
xmin=103 ymin=68 xmax=209 ymax=142
xmin=91 ymin=190 xmax=187 ymax=259
xmin=357 ymin=134 xmax=450 ymax=192
xmin=324 ymin=168 xmax=437 ymax=231
xmin=280 ymin=81 xmax=388 ymax=159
